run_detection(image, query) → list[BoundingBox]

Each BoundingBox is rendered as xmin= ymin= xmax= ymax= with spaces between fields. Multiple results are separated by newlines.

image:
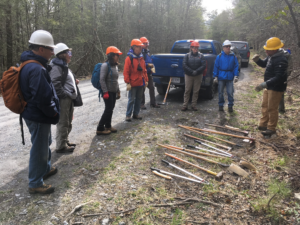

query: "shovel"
xmin=158 ymin=77 xmax=172 ymax=105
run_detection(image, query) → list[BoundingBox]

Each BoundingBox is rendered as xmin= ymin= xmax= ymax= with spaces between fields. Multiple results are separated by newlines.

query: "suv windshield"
xmin=172 ymin=42 xmax=213 ymax=54
xmin=231 ymin=42 xmax=248 ymax=50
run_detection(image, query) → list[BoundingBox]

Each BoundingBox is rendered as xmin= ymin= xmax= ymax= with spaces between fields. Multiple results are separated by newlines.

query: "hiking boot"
xmin=141 ymin=105 xmax=147 ymax=110
xmin=96 ymin=129 xmax=111 ymax=135
xmin=261 ymin=129 xmax=276 ymax=135
xmin=106 ymin=127 xmax=117 ymax=133
xmin=150 ymin=104 xmax=160 ymax=108
xmin=43 ymin=167 xmax=58 ymax=180
xmin=279 ymin=109 xmax=285 ymax=114
xmin=133 ymin=115 xmax=142 ymax=120
xmin=181 ymin=107 xmax=188 ymax=111
xmin=125 ymin=116 xmax=132 ymax=122
xmin=191 ymin=106 xmax=198 ymax=111
xmin=56 ymin=146 xmax=75 ymax=153
xmin=67 ymin=142 xmax=76 ymax=147
xmin=29 ymin=184 xmax=55 ymax=194
xmin=219 ymin=106 xmax=224 ymax=112
xmin=228 ymin=106 xmax=233 ymax=113
xmin=258 ymin=126 xmax=267 ymax=131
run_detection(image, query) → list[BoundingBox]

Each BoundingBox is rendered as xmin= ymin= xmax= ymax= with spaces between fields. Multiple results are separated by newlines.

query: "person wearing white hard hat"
xmin=49 ymin=43 xmax=80 ymax=153
xmin=19 ymin=30 xmax=60 ymax=194
xmin=213 ymin=40 xmax=239 ymax=112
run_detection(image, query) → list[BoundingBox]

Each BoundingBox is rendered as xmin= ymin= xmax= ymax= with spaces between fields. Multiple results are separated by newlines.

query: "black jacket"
xmin=183 ymin=52 xmax=206 ymax=76
xmin=256 ymin=49 xmax=288 ymax=92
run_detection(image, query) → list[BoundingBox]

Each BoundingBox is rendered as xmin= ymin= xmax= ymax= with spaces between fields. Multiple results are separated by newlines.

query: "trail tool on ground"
xmin=161 ymin=159 xmax=208 ymax=184
xmin=150 ymin=168 xmax=205 ymax=184
xmin=179 ymin=125 xmax=241 ymax=146
xmin=194 ymin=140 xmax=233 ymax=156
xmin=205 ymin=123 xmax=249 ymax=136
xmin=190 ymin=126 xmax=255 ymax=142
xmin=165 ymin=153 xmax=224 ymax=179
xmin=162 ymin=144 xmax=226 ymax=158
xmin=187 ymin=144 xmax=235 ymax=159
xmin=158 ymin=144 xmax=230 ymax=167
xmin=228 ymin=163 xmax=249 ymax=178
xmin=152 ymin=170 xmax=172 ymax=179
xmin=239 ymin=158 xmax=258 ymax=172
xmin=158 ymin=77 xmax=172 ymax=105
xmin=184 ymin=133 xmax=232 ymax=150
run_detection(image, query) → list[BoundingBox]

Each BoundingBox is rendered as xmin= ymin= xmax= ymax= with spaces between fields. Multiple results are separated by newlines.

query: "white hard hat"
xmin=29 ymin=30 xmax=56 ymax=48
xmin=223 ymin=40 xmax=232 ymax=46
xmin=54 ymin=43 xmax=72 ymax=56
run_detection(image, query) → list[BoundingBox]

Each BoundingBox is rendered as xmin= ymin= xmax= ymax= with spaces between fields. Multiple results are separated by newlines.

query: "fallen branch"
xmin=174 ymin=198 xmax=223 ymax=207
xmin=82 ymin=207 xmax=137 ymax=217
xmin=267 ymin=193 xmax=277 ymax=209
xmin=65 ymin=201 xmax=93 ymax=218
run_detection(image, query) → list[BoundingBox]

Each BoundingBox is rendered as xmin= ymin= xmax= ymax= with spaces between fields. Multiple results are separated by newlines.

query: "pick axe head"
xmin=215 ymin=171 xmax=224 ymax=180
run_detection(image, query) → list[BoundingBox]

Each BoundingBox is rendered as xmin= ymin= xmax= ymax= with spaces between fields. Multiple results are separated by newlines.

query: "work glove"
xmin=255 ymin=82 xmax=267 ymax=92
xmin=252 ymin=54 xmax=260 ymax=63
xmin=192 ymin=71 xmax=197 ymax=76
xmin=126 ymin=83 xmax=131 ymax=91
xmin=234 ymin=76 xmax=239 ymax=83
xmin=116 ymin=91 xmax=121 ymax=100
xmin=103 ymin=92 xmax=109 ymax=99
xmin=145 ymin=82 xmax=148 ymax=87
xmin=148 ymin=63 xmax=154 ymax=68
xmin=213 ymin=77 xmax=218 ymax=84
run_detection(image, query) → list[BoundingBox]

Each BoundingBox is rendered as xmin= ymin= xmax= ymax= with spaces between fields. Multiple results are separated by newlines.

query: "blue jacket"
xmin=19 ymin=51 xmax=60 ymax=124
xmin=142 ymin=49 xmax=153 ymax=74
xmin=213 ymin=51 xmax=239 ymax=81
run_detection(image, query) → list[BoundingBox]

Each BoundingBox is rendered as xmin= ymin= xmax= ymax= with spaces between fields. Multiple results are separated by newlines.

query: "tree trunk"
xmin=6 ymin=1 xmax=13 ymax=68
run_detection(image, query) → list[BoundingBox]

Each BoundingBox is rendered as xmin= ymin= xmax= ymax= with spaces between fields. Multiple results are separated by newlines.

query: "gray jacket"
xmin=100 ymin=62 xmax=119 ymax=93
xmin=49 ymin=58 xmax=77 ymax=99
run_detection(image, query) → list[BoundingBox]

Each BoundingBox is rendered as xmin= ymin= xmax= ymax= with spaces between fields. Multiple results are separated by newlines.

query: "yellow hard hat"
xmin=263 ymin=37 xmax=284 ymax=50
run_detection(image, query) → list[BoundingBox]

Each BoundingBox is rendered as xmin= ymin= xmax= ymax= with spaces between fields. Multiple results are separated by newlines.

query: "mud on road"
xmin=1 ymin=63 xmax=300 ymax=225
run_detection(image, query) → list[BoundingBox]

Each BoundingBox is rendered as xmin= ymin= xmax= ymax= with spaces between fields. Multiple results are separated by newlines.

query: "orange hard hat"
xmin=106 ymin=46 xmax=122 ymax=55
xmin=131 ymin=39 xmax=144 ymax=47
xmin=140 ymin=37 xmax=149 ymax=43
xmin=190 ymin=41 xmax=200 ymax=47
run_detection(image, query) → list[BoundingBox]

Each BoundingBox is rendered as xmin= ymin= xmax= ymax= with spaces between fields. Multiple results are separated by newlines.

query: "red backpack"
xmin=0 ymin=60 xmax=42 ymax=114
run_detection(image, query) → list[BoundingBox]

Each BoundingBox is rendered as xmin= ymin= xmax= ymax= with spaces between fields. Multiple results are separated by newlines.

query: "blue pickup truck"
xmin=151 ymin=39 xmax=222 ymax=99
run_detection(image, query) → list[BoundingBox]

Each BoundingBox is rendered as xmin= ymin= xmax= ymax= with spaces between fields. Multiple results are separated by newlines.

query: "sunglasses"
xmin=67 ymin=50 xmax=72 ymax=56
xmin=223 ymin=46 xmax=231 ymax=48
xmin=191 ymin=46 xmax=198 ymax=49
xmin=43 ymin=46 xmax=54 ymax=52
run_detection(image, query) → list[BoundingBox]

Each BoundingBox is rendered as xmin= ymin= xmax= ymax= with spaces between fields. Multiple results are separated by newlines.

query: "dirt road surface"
xmin=0 ymin=66 xmax=252 ymax=224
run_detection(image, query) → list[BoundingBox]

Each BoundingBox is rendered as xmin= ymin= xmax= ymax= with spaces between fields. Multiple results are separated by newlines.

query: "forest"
xmin=0 ymin=0 xmax=299 ymax=78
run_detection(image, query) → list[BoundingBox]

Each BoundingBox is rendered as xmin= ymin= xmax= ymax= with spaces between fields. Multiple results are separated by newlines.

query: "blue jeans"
xmin=24 ymin=119 xmax=52 ymax=188
xmin=126 ymin=86 xmax=143 ymax=117
xmin=218 ymin=80 xmax=234 ymax=107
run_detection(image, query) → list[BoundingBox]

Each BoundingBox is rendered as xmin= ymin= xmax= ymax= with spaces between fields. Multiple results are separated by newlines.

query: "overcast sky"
xmin=202 ymin=0 xmax=233 ymax=19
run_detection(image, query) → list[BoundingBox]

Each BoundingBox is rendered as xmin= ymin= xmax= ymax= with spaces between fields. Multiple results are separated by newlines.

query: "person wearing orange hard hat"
xmin=140 ymin=37 xmax=160 ymax=110
xmin=252 ymin=37 xmax=288 ymax=136
xmin=96 ymin=46 xmax=122 ymax=135
xmin=181 ymin=41 xmax=206 ymax=111
xmin=124 ymin=39 xmax=148 ymax=122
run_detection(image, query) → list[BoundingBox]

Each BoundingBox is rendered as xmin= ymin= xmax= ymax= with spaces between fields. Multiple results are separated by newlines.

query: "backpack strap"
xmin=129 ymin=55 xmax=134 ymax=68
xmin=20 ymin=60 xmax=43 ymax=69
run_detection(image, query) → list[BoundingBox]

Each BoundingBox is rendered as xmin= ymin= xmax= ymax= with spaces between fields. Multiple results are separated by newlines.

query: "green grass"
xmin=171 ymin=208 xmax=183 ymax=225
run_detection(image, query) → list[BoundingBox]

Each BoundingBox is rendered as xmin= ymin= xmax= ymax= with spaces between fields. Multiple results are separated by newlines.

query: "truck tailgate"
xmin=152 ymin=54 xmax=185 ymax=78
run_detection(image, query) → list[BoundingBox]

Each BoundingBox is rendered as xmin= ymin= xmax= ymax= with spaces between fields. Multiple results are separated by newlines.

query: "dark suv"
xmin=231 ymin=41 xmax=253 ymax=67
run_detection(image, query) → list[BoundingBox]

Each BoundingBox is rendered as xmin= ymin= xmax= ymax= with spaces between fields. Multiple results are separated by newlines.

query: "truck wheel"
xmin=205 ymin=84 xmax=216 ymax=100
xmin=156 ymin=85 xmax=167 ymax=95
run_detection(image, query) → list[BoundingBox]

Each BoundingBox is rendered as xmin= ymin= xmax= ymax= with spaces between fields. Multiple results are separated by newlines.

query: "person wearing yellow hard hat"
xmin=96 ymin=46 xmax=122 ymax=135
xmin=252 ymin=37 xmax=288 ymax=136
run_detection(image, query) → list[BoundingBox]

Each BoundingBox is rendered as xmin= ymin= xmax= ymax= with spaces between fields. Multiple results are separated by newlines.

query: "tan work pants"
xmin=183 ymin=74 xmax=203 ymax=108
xmin=259 ymin=89 xmax=283 ymax=131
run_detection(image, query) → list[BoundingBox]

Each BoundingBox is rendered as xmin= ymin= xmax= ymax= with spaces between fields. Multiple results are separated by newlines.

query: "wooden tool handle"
xmin=152 ymin=171 xmax=172 ymax=180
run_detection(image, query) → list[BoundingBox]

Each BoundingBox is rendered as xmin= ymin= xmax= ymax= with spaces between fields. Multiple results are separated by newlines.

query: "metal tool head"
xmin=218 ymin=163 xmax=230 ymax=167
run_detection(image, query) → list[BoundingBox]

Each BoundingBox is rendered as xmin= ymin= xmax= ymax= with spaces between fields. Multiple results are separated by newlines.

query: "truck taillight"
xmin=247 ymin=52 xmax=250 ymax=58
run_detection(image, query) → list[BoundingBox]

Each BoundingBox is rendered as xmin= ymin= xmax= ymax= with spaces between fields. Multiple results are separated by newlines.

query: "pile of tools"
xmin=150 ymin=124 xmax=257 ymax=184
